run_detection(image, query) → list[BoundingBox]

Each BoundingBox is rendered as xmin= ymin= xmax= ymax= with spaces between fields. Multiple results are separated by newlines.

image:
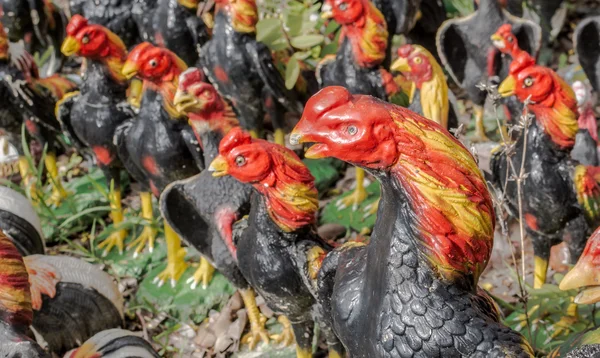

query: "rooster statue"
xmin=57 ymin=15 xmax=135 ymax=253
xmin=116 ymin=43 xmax=203 ymax=286
xmin=209 ymin=128 xmax=343 ymax=358
xmin=290 ymin=86 xmax=534 ymax=357
xmin=0 ymin=22 xmax=77 ymax=207
xmin=437 ymin=0 xmax=541 ymax=141
xmin=318 ymin=0 xmax=400 ymax=211
xmin=161 ymin=68 xmax=271 ymax=348
xmin=0 ymin=186 xmax=129 ymax=355
xmin=493 ymin=63 xmax=600 ymax=289
xmin=199 ymin=0 xmax=302 ymax=145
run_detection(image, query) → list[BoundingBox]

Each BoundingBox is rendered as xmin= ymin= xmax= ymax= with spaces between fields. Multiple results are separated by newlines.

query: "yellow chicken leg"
xmin=98 ymin=187 xmax=128 ymax=256
xmin=240 ymin=288 xmax=270 ymax=350
xmin=274 ymin=128 xmax=286 ymax=146
xmin=44 ymin=152 xmax=69 ymax=206
xmin=337 ymin=168 xmax=369 ymax=211
xmin=472 ymin=106 xmax=490 ymax=142
xmin=534 ymin=255 xmax=549 ymax=289
xmin=270 ymin=315 xmax=295 ymax=347
xmin=249 ymin=129 xmax=260 ymax=139
xmin=127 ymin=192 xmax=157 ymax=257
xmin=18 ymin=156 xmax=41 ymax=202
xmin=550 ymin=301 xmax=578 ymax=338
xmin=186 ymin=257 xmax=215 ymax=289
xmin=154 ymin=223 xmax=188 ymax=288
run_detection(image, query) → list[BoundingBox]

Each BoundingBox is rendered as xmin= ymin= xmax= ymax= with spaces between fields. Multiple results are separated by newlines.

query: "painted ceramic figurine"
xmin=0 ymin=186 xmax=44 ymax=256
xmin=115 ymin=43 xmax=202 ymax=285
xmin=0 ymin=0 xmax=67 ymax=75
xmin=437 ymin=0 xmax=541 ymax=141
xmin=492 ymin=64 xmax=600 ymax=289
xmin=319 ymin=0 xmax=400 ymax=210
xmin=574 ymin=16 xmax=600 ymax=94
xmin=0 ymin=22 xmax=77 ymax=206
xmin=199 ymin=0 xmax=302 ymax=145
xmin=57 ymin=15 xmax=134 ymax=252
xmin=209 ymin=128 xmax=343 ymax=358
xmin=290 ymin=86 xmax=533 ymax=357
xmin=69 ymin=0 xmax=141 ymax=49
xmin=161 ymin=68 xmax=271 ymax=349
xmin=0 ymin=228 xmax=159 ymax=357
xmin=140 ymin=0 xmax=209 ymax=66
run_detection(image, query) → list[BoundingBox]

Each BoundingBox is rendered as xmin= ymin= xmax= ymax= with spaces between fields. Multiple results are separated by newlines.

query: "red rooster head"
xmin=391 ymin=44 xmax=436 ymax=87
xmin=490 ymin=24 xmax=518 ymax=55
xmin=210 ymin=127 xmax=318 ymax=232
xmin=322 ymin=0 xmax=387 ymax=67
xmin=0 ymin=22 xmax=8 ymax=60
xmin=291 ymin=87 xmax=494 ymax=285
xmin=62 ymin=15 xmax=126 ymax=61
xmin=122 ymin=42 xmax=187 ymax=85
xmin=499 ymin=65 xmax=579 ymax=148
xmin=174 ymin=68 xmax=239 ymax=137
xmin=560 ymin=226 xmax=600 ymax=304
xmin=215 ymin=0 xmax=258 ymax=33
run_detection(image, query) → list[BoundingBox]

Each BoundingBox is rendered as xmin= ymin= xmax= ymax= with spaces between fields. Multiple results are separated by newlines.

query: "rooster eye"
xmin=347 ymin=125 xmax=357 ymax=135
xmin=413 ymin=57 xmax=422 ymax=64
xmin=235 ymin=155 xmax=246 ymax=166
xmin=82 ymin=35 xmax=89 ymax=44
xmin=338 ymin=2 xmax=347 ymax=10
xmin=524 ymin=77 xmax=534 ymax=87
xmin=149 ymin=59 xmax=157 ymax=67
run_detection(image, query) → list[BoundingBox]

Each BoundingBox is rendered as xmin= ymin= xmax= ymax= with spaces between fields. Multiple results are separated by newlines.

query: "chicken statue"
xmin=0 ymin=0 xmax=67 ymax=75
xmin=160 ymin=68 xmax=272 ymax=348
xmin=116 ymin=43 xmax=203 ymax=286
xmin=437 ymin=0 xmax=541 ymax=141
xmin=318 ymin=0 xmax=400 ymax=210
xmin=574 ymin=16 xmax=600 ymax=94
xmin=290 ymin=86 xmax=534 ymax=357
xmin=492 ymin=63 xmax=600 ymax=289
xmin=0 ymin=228 xmax=159 ymax=357
xmin=199 ymin=0 xmax=303 ymax=145
xmin=0 ymin=22 xmax=77 ymax=207
xmin=209 ymin=128 xmax=343 ymax=358
xmin=57 ymin=15 xmax=134 ymax=254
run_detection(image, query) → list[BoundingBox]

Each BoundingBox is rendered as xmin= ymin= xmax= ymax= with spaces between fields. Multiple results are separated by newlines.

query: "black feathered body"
xmin=200 ymin=10 xmax=301 ymax=133
xmin=115 ymin=89 xmax=200 ymax=196
xmin=147 ymin=0 xmax=209 ymax=66
xmin=318 ymin=38 xmax=388 ymax=100
xmin=72 ymin=0 xmax=140 ymax=48
xmin=161 ymin=127 xmax=252 ymax=288
xmin=318 ymin=178 xmax=533 ymax=357
xmin=58 ymin=61 xmax=130 ymax=187
xmin=490 ymin=122 xmax=591 ymax=264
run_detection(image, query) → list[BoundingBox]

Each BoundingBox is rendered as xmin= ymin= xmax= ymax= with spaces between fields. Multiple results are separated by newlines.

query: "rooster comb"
xmin=66 ymin=14 xmax=89 ymax=36
xmin=397 ymin=44 xmax=414 ymax=57
xmin=179 ymin=68 xmax=205 ymax=91
xmin=496 ymin=23 xmax=513 ymax=36
xmin=218 ymin=127 xmax=252 ymax=154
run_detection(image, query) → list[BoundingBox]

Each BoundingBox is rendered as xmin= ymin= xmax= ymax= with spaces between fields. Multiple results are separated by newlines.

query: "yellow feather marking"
xmin=54 ymin=91 xmax=80 ymax=119
xmin=357 ymin=3 xmax=388 ymax=65
xmin=412 ymin=46 xmax=449 ymax=128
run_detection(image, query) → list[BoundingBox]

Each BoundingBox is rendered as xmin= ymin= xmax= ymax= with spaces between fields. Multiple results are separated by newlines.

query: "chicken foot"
xmin=240 ymin=288 xmax=270 ymax=350
xmin=127 ymin=192 xmax=157 ymax=257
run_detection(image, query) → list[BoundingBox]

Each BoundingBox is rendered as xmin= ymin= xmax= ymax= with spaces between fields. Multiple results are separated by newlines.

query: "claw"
xmin=242 ymin=313 xmax=269 ymax=350
xmin=270 ymin=316 xmax=294 ymax=347
xmin=46 ymin=186 xmax=70 ymax=207
xmin=127 ymin=226 xmax=157 ymax=257
xmin=97 ymin=229 xmax=127 ymax=256
xmin=336 ymin=185 xmax=369 ymax=212
xmin=363 ymin=198 xmax=379 ymax=219
xmin=186 ymin=258 xmax=215 ymax=289
xmin=154 ymin=247 xmax=188 ymax=288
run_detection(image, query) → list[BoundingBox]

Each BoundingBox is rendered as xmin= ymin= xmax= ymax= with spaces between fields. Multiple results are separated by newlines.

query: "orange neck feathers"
xmin=0 ymin=232 xmax=33 ymax=327
xmin=216 ymin=0 xmax=258 ymax=33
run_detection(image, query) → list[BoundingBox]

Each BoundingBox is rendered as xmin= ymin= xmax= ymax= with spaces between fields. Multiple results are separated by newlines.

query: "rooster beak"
xmin=173 ymin=90 xmax=197 ymax=113
xmin=290 ymin=124 xmax=329 ymax=159
xmin=490 ymin=34 xmax=505 ymax=49
xmin=60 ymin=36 xmax=80 ymax=56
xmin=321 ymin=3 xmax=333 ymax=19
xmin=209 ymin=155 xmax=229 ymax=177
xmin=122 ymin=61 xmax=139 ymax=80
xmin=390 ymin=57 xmax=410 ymax=73
xmin=498 ymin=76 xmax=516 ymax=97
xmin=560 ymin=259 xmax=600 ymax=304
xmin=177 ymin=0 xmax=198 ymax=9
